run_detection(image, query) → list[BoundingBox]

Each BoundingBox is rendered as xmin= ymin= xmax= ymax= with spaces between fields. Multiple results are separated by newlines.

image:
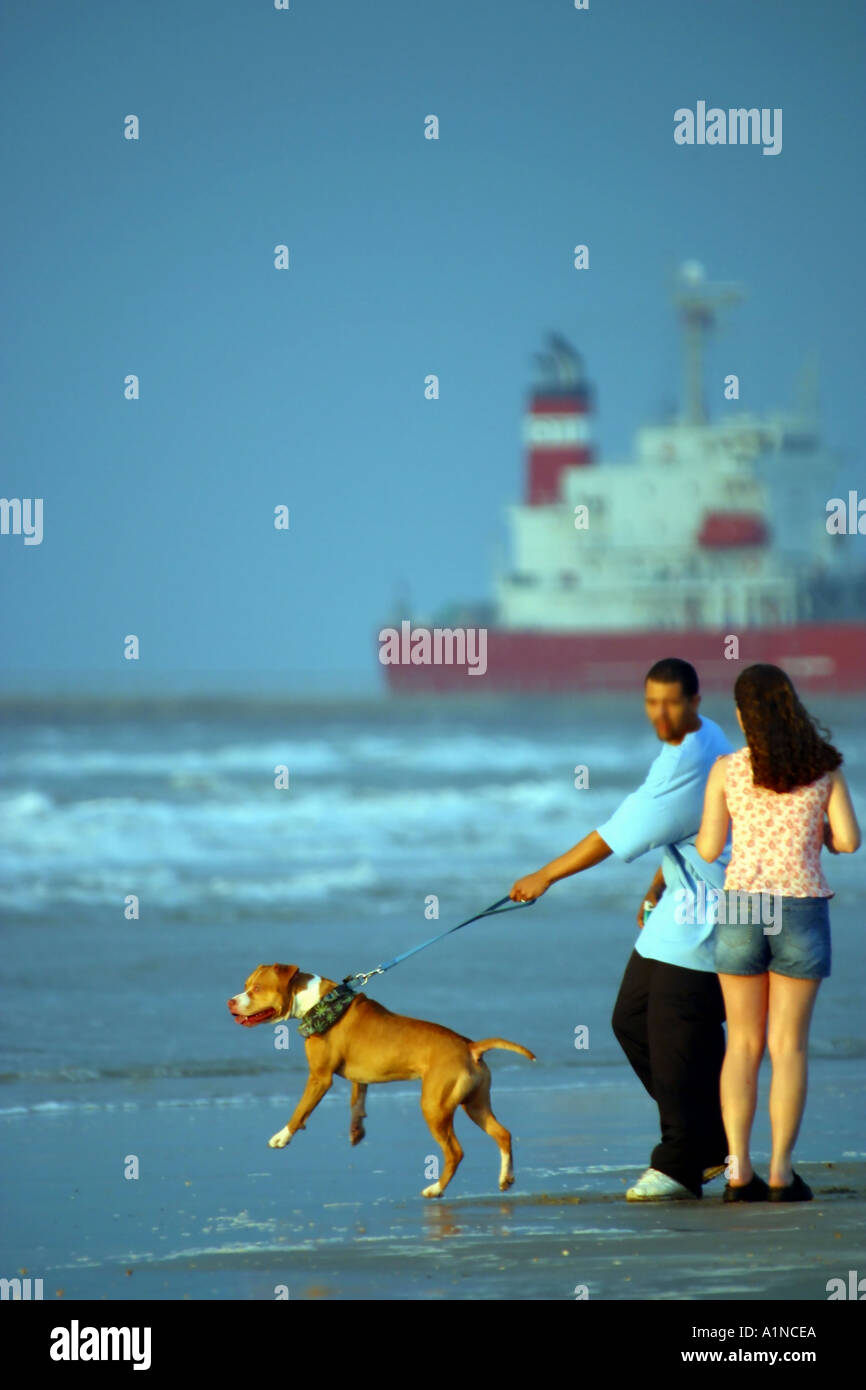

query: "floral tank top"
xmin=723 ymin=746 xmax=833 ymax=896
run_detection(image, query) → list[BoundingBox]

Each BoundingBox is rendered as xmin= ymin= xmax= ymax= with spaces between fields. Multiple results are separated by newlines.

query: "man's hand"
xmin=510 ymin=832 xmax=613 ymax=904
xmin=510 ymin=870 xmax=552 ymax=903
xmin=637 ymin=866 xmax=666 ymax=927
xmin=637 ymin=894 xmax=658 ymax=928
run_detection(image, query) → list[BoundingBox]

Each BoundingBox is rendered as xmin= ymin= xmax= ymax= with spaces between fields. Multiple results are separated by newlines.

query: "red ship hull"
xmin=383 ymin=623 xmax=866 ymax=693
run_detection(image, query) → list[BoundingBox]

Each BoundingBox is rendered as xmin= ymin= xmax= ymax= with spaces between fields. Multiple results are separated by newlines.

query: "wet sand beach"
xmin=4 ymin=1073 xmax=864 ymax=1302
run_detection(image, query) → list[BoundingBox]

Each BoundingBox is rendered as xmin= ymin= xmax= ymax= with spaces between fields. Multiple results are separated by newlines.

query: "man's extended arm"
xmin=510 ymin=830 xmax=612 ymax=901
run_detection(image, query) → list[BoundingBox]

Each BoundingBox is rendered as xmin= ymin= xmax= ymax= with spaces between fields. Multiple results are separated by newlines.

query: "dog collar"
xmin=296 ymin=982 xmax=358 ymax=1038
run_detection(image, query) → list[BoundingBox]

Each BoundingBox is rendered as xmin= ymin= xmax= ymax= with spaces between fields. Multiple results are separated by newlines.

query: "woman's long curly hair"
xmin=734 ymin=664 xmax=842 ymax=792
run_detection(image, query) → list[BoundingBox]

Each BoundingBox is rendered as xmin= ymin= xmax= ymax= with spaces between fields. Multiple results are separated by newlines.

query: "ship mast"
xmin=672 ymin=261 xmax=744 ymax=425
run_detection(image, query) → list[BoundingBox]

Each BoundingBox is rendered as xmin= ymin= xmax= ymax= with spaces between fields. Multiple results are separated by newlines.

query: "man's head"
xmin=644 ymin=658 xmax=701 ymax=744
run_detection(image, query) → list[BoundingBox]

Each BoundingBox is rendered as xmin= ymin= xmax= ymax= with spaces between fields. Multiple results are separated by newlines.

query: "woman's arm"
xmin=695 ymin=756 xmax=731 ymax=862
xmin=825 ymin=768 xmax=861 ymax=853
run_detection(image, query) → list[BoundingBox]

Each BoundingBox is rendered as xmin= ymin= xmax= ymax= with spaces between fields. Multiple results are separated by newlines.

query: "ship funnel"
xmin=525 ymin=332 xmax=594 ymax=505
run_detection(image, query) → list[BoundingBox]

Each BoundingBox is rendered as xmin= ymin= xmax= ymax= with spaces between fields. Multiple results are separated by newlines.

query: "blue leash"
xmin=343 ymin=895 xmax=536 ymax=988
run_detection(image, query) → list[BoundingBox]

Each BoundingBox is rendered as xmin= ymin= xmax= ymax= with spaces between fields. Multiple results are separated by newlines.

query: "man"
xmin=510 ymin=657 xmax=732 ymax=1200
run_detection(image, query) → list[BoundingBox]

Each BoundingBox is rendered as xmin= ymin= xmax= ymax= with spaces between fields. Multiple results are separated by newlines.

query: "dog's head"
xmin=227 ymin=963 xmax=301 ymax=1027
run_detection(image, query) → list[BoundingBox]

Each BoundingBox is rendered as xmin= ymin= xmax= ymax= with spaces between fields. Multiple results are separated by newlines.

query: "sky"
xmin=1 ymin=0 xmax=863 ymax=696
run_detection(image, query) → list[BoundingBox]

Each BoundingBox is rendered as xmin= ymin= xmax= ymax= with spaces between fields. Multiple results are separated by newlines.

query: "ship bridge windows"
xmin=761 ymin=597 xmax=781 ymax=624
xmin=721 ymin=587 xmax=738 ymax=627
xmin=684 ymin=597 xmax=703 ymax=626
xmin=722 ymin=479 xmax=755 ymax=501
xmin=569 ymin=494 xmax=606 ymax=521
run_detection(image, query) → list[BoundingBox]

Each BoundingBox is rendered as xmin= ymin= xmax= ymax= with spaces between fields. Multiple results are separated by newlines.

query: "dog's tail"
xmin=470 ymin=1038 xmax=535 ymax=1063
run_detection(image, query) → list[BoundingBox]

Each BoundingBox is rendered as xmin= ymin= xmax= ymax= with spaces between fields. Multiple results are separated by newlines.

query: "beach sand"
xmin=4 ymin=1079 xmax=864 ymax=1302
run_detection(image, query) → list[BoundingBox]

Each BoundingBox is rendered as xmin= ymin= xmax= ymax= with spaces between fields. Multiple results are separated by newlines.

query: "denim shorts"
xmin=714 ymin=893 xmax=831 ymax=979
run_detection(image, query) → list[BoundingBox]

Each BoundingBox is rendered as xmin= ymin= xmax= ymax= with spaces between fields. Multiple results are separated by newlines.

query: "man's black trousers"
xmin=612 ymin=948 xmax=728 ymax=1197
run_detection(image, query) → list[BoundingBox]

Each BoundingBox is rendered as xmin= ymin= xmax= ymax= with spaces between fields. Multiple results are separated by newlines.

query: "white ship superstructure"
xmin=383 ymin=261 xmax=866 ymax=693
xmin=495 ymin=263 xmax=848 ymax=635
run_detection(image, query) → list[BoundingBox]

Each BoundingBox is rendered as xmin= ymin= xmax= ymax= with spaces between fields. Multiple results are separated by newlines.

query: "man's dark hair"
xmin=644 ymin=657 xmax=699 ymax=698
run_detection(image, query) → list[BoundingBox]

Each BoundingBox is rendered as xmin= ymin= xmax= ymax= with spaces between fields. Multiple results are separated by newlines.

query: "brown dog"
xmin=228 ymin=963 xmax=535 ymax=1197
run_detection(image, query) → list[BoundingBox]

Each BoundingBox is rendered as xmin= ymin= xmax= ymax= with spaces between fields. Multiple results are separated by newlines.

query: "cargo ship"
xmin=380 ymin=262 xmax=866 ymax=693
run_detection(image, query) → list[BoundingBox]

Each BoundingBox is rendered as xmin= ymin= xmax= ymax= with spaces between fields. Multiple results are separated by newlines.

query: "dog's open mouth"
xmin=232 ymin=1008 xmax=276 ymax=1026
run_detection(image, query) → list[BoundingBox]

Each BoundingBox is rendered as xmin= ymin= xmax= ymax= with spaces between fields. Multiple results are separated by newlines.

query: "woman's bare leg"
xmin=718 ymin=973 xmax=768 ymax=1185
xmin=766 ymin=974 xmax=822 ymax=1187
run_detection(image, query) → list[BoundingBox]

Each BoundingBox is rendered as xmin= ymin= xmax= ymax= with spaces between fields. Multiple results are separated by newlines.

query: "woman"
xmin=696 ymin=664 xmax=860 ymax=1203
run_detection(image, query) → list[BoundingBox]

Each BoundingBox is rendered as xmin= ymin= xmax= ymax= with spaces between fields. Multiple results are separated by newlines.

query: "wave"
xmin=0 ymin=731 xmax=649 ymax=782
xmin=0 ymin=1073 xmax=635 ymax=1119
xmin=0 ymin=774 xmax=626 ymax=913
xmin=1 ymin=1037 xmax=862 ymax=1092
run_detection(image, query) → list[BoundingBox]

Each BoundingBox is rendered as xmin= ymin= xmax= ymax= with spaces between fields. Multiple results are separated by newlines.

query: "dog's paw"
xmin=421 ymin=1183 xmax=443 ymax=1199
xmin=499 ymin=1173 xmax=515 ymax=1191
xmin=349 ymin=1124 xmax=366 ymax=1146
xmin=268 ymin=1126 xmax=292 ymax=1149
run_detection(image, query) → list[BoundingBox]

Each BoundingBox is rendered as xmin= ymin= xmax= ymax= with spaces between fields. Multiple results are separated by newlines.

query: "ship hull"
xmin=382 ymin=622 xmax=866 ymax=693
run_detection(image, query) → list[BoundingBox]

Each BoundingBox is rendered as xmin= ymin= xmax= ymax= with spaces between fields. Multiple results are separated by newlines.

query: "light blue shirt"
xmin=596 ymin=716 xmax=733 ymax=972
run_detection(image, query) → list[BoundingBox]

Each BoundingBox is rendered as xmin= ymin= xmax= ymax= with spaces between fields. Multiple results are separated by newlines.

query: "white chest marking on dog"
xmin=291 ymin=975 xmax=323 ymax=1019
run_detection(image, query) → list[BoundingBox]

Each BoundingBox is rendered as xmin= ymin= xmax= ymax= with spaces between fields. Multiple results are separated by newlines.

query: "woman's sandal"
xmin=723 ymin=1172 xmax=770 ymax=1202
xmin=768 ymin=1171 xmax=813 ymax=1202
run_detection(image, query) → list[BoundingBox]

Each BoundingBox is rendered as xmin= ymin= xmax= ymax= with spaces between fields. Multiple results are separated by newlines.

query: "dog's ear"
xmin=275 ymin=964 xmax=299 ymax=987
